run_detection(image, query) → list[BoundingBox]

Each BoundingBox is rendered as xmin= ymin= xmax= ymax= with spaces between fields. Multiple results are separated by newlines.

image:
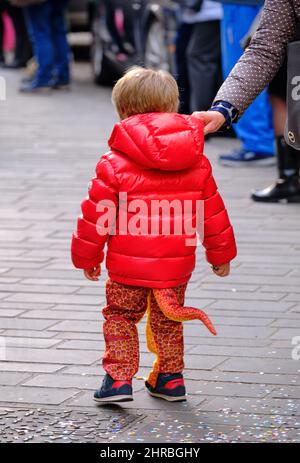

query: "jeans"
xmin=222 ymin=5 xmax=274 ymax=155
xmin=25 ymin=0 xmax=70 ymax=85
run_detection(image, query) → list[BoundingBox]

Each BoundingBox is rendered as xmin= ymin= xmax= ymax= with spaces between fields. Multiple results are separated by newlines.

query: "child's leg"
xmin=102 ymin=279 xmax=148 ymax=380
xmin=146 ymin=284 xmax=186 ymax=388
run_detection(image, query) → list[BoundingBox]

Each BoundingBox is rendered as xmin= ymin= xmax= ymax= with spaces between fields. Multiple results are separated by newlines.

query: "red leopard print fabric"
xmin=102 ymin=279 xmax=216 ymax=387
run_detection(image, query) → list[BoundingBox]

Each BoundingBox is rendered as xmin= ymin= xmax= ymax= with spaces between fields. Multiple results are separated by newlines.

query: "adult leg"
xmin=187 ymin=21 xmax=222 ymax=112
xmin=102 ymin=279 xmax=148 ymax=380
xmin=23 ymin=1 xmax=53 ymax=87
xmin=0 ymin=1 xmax=6 ymax=63
xmin=50 ymin=0 xmax=70 ymax=85
xmin=175 ymin=21 xmax=193 ymax=114
xmin=252 ymin=95 xmax=300 ymax=202
xmin=6 ymin=4 xmax=31 ymax=67
xmin=146 ymin=285 xmax=186 ymax=388
xmin=220 ymin=4 xmax=274 ymax=159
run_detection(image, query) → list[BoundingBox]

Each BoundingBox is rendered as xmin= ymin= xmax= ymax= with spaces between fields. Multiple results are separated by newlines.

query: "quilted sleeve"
xmin=71 ymin=156 xmax=119 ymax=269
xmin=201 ymin=156 xmax=237 ymax=266
xmin=215 ymin=0 xmax=297 ymax=115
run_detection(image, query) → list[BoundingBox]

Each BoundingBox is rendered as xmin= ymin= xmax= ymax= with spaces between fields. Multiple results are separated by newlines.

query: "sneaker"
xmin=219 ymin=148 xmax=275 ymax=167
xmin=145 ymin=373 xmax=186 ymax=402
xmin=51 ymin=78 xmax=71 ymax=90
xmin=93 ymin=374 xmax=133 ymax=403
xmin=19 ymin=79 xmax=53 ymax=93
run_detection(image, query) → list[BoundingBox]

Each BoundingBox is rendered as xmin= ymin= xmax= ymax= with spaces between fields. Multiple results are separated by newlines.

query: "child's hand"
xmin=212 ymin=263 xmax=230 ymax=277
xmin=84 ymin=265 xmax=101 ymax=281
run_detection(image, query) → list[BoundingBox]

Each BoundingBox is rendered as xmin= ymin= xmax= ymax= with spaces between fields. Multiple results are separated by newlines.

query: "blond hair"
xmin=112 ymin=67 xmax=179 ymax=119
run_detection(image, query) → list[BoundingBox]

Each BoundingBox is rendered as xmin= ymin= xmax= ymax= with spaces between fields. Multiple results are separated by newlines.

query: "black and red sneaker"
xmin=145 ymin=373 xmax=186 ymax=402
xmin=94 ymin=374 xmax=133 ymax=403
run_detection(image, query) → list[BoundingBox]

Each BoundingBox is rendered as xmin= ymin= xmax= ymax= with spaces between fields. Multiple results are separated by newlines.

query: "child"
xmin=71 ymin=67 xmax=236 ymax=403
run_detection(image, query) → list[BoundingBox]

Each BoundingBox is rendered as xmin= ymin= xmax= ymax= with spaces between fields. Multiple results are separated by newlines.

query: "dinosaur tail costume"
xmin=146 ymin=288 xmax=217 ymax=388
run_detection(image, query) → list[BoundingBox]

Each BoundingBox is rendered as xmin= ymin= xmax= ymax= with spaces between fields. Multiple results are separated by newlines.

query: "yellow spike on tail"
xmin=153 ymin=288 xmax=217 ymax=336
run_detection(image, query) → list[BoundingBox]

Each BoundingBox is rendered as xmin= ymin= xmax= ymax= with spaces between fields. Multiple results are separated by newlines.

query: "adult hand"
xmin=192 ymin=111 xmax=226 ymax=135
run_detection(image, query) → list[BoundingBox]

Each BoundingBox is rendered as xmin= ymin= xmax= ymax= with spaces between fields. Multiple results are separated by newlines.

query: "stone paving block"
xmin=271 ymin=328 xmax=300 ymax=340
xmin=208 ymin=300 xmax=294 ymax=312
xmin=20 ymin=310 xmax=101 ymax=321
xmin=0 ymin=362 xmax=64 ymax=373
xmin=186 ymin=290 xmax=284 ymax=302
xmin=200 ymin=283 xmax=259 ymax=292
xmin=2 ymin=347 xmax=100 ymax=365
xmin=4 ymin=293 xmax=104 ymax=305
xmin=184 ymin=369 xmax=299 ymax=386
xmin=183 ymin=355 xmax=225 ymax=370
xmin=23 ymin=374 xmax=100 ymax=390
xmin=0 ymin=336 xmax=61 ymax=349
xmin=185 ymin=380 xmax=271 ymax=398
xmin=0 ymin=385 xmax=79 ymax=405
xmin=271 ymin=319 xmax=300 ymax=328
xmin=0 ymin=284 xmax=78 ymax=295
xmin=22 ymin=278 xmax=104 ymax=288
xmin=198 ymin=397 xmax=300 ymax=416
xmin=0 ymin=309 xmax=24 ymax=317
xmin=1 ymin=329 xmax=58 ymax=338
xmin=184 ymin=324 xmax=277 ymax=339
xmin=47 ymin=320 xmax=101 ymax=333
xmin=0 ymin=318 xmax=56 ymax=331
xmin=220 ymin=358 xmax=300 ymax=375
xmin=0 ymin=372 xmax=31 ymax=386
xmin=0 ymin=302 xmax=55 ymax=311
xmin=115 ymin=418 xmax=235 ymax=443
xmin=188 ymin=345 xmax=291 ymax=360
xmin=56 ymin=340 xmax=106 ymax=351
xmin=53 ymin=331 xmax=102 ymax=341
xmin=271 ymin=387 xmax=300 ymax=399
xmin=206 ymin=316 xmax=275 ymax=327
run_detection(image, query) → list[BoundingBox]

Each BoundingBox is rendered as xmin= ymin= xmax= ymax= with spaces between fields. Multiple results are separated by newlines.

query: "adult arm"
xmin=215 ymin=0 xmax=297 ymax=115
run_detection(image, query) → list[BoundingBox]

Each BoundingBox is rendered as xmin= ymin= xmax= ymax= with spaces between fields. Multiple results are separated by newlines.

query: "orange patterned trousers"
xmin=102 ymin=279 xmax=187 ymax=387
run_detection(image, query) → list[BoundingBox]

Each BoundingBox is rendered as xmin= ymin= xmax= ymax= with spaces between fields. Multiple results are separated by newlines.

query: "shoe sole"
xmin=19 ymin=87 xmax=52 ymax=94
xmin=146 ymin=388 xmax=186 ymax=402
xmin=53 ymin=85 xmax=71 ymax=91
xmin=219 ymin=158 xmax=276 ymax=167
xmin=252 ymin=195 xmax=300 ymax=203
xmin=93 ymin=395 xmax=133 ymax=403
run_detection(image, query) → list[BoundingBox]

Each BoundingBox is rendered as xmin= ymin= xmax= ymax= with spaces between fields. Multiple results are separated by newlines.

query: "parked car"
xmin=90 ymin=0 xmax=179 ymax=85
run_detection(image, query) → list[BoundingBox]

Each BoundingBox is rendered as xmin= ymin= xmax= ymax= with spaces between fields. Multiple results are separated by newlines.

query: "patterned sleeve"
xmin=215 ymin=0 xmax=297 ymax=115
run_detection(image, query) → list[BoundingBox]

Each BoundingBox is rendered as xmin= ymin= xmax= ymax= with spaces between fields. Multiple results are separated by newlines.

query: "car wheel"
xmin=144 ymin=20 xmax=170 ymax=71
xmin=91 ymin=16 xmax=112 ymax=86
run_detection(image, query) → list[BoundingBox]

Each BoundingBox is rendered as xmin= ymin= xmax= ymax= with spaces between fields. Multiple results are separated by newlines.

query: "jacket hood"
xmin=108 ymin=112 xmax=204 ymax=171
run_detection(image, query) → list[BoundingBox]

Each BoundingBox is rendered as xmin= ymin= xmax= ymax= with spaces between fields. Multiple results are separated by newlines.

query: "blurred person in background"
xmin=0 ymin=0 xmax=31 ymax=67
xmin=216 ymin=0 xmax=275 ymax=166
xmin=19 ymin=0 xmax=70 ymax=93
xmin=0 ymin=2 xmax=5 ymax=65
xmin=176 ymin=0 xmax=223 ymax=114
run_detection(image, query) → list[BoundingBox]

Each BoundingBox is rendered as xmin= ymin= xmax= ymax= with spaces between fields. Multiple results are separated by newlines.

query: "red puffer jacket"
xmin=71 ymin=113 xmax=236 ymax=288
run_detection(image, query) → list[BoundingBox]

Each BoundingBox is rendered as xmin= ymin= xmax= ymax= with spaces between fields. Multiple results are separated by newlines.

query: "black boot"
xmin=252 ymin=136 xmax=300 ymax=203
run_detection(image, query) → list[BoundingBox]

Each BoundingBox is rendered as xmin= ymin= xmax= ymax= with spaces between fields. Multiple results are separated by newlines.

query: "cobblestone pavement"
xmin=0 ymin=64 xmax=300 ymax=443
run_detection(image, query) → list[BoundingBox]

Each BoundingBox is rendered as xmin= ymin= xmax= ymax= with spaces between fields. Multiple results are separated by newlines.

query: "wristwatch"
xmin=210 ymin=100 xmax=239 ymax=130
